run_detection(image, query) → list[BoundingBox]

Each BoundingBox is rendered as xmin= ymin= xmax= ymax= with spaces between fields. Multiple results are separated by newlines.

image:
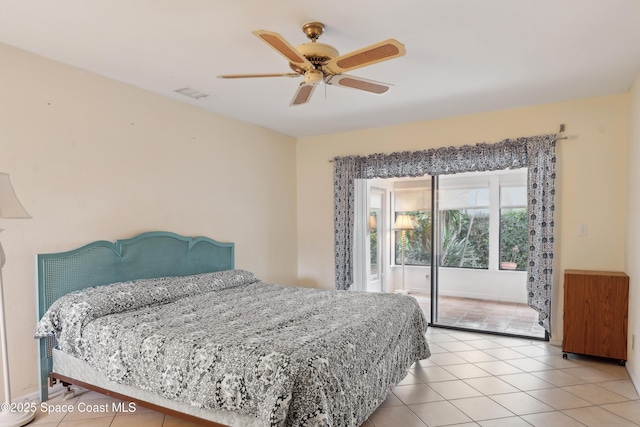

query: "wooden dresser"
xmin=562 ymin=270 xmax=629 ymax=364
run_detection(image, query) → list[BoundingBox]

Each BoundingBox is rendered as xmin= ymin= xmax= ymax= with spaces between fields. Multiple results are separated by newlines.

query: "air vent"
xmin=174 ymin=87 xmax=210 ymax=100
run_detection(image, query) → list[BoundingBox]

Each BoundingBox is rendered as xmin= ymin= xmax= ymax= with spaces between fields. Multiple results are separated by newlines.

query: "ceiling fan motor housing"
xmin=289 ymin=42 xmax=339 ymax=74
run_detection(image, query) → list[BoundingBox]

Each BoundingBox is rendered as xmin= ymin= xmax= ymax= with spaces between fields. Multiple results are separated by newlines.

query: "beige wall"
xmin=297 ymin=94 xmax=630 ymax=342
xmin=0 ymin=43 xmax=298 ymax=398
xmin=626 ymin=70 xmax=640 ymax=387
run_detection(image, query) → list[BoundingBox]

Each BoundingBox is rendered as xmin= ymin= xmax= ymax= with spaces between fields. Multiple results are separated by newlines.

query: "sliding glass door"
xmin=356 ymin=168 xmax=545 ymax=339
xmin=432 ymin=169 xmax=545 ymax=338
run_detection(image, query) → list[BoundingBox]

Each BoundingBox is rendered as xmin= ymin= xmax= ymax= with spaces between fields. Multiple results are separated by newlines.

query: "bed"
xmin=34 ymin=231 xmax=430 ymax=427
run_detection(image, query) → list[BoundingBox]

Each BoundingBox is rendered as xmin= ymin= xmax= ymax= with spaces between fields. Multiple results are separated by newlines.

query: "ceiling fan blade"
xmin=326 ymin=74 xmax=392 ymax=94
xmin=217 ymin=73 xmax=300 ymax=79
xmin=290 ymin=82 xmax=317 ymax=106
xmin=324 ymin=39 xmax=406 ymax=74
xmin=253 ymin=30 xmax=314 ymax=69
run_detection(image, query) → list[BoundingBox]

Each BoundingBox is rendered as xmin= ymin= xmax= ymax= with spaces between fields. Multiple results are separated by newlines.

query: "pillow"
xmin=34 ymin=269 xmax=258 ymax=340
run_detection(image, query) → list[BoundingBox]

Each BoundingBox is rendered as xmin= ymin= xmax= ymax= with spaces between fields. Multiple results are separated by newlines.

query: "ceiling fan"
xmin=218 ymin=22 xmax=406 ymax=106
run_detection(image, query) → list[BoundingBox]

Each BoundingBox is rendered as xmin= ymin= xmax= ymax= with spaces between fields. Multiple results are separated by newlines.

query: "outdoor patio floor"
xmin=410 ymin=293 xmax=547 ymax=339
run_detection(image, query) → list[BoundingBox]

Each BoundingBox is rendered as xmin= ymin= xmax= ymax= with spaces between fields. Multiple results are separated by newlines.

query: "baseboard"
xmin=436 ymin=290 xmax=527 ymax=305
xmin=629 ymin=369 xmax=639 ymax=395
xmin=13 ymin=383 xmax=63 ymax=404
xmin=12 ymin=389 xmax=40 ymax=404
xmin=392 ymin=287 xmax=528 ymax=305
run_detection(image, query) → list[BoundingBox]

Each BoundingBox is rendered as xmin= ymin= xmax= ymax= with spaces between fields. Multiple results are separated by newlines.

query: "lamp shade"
xmin=0 ymin=173 xmax=31 ymax=219
xmin=369 ymin=214 xmax=377 ymax=230
xmin=393 ymin=213 xmax=414 ymax=231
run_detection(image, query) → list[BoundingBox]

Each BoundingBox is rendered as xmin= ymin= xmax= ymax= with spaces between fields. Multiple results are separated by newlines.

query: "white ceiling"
xmin=1 ymin=0 xmax=639 ymax=138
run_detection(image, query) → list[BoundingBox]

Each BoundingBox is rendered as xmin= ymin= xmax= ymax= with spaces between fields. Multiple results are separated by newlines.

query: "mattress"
xmin=52 ymin=348 xmax=258 ymax=426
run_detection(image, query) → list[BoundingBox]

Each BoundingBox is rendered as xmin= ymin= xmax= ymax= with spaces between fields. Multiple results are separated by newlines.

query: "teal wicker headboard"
xmin=35 ymin=231 xmax=234 ymax=401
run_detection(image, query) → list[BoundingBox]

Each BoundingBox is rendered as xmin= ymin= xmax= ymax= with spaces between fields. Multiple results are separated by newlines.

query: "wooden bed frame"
xmin=36 ymin=231 xmax=235 ymax=426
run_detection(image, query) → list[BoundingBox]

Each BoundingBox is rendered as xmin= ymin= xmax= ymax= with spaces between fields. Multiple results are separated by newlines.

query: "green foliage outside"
xmin=396 ymin=209 xmax=490 ymax=268
xmin=499 ymin=208 xmax=529 ymax=271
xmin=395 ymin=208 xmax=528 ymax=271
xmin=398 ymin=210 xmax=432 ymax=265
xmin=440 ymin=209 xmax=489 ymax=268
xmin=369 ymin=211 xmax=379 ymax=275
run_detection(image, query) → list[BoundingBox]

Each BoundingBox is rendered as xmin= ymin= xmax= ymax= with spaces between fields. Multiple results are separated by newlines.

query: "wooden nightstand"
xmin=562 ymin=270 xmax=629 ymax=365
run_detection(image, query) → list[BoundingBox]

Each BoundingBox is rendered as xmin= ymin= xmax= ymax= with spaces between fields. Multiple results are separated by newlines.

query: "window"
xmin=438 ymin=176 xmax=490 ymax=269
xmin=369 ymin=189 xmax=383 ymax=280
xmin=499 ymin=171 xmax=528 ymax=271
xmin=393 ymin=180 xmax=431 ymax=266
xmin=391 ymin=168 xmax=528 ymax=271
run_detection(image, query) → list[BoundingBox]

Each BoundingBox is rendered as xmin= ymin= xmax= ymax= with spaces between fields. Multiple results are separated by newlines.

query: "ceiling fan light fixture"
xmin=304 ymin=69 xmax=323 ymax=84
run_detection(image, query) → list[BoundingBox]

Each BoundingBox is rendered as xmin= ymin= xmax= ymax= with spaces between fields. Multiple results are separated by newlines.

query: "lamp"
xmin=393 ymin=213 xmax=414 ymax=294
xmin=368 ymin=213 xmax=377 ymax=231
xmin=0 ymin=173 xmax=33 ymax=427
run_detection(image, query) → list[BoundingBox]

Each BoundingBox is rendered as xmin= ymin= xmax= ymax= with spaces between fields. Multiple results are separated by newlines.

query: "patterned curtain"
xmin=526 ymin=137 xmax=557 ymax=333
xmin=333 ymin=157 xmax=359 ymax=290
xmin=332 ymin=134 xmax=557 ymax=334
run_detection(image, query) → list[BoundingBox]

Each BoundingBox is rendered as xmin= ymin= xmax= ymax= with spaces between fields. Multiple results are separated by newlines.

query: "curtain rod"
xmin=557 ymin=123 xmax=571 ymax=140
xmin=328 ymin=126 xmax=570 ymax=162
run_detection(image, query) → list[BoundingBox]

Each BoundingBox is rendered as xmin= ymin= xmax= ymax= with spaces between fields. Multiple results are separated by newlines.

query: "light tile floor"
xmin=364 ymin=328 xmax=639 ymax=427
xmin=28 ymin=328 xmax=639 ymax=426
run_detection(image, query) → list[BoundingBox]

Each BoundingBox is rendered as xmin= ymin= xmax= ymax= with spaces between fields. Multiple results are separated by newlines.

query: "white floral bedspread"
xmin=35 ymin=270 xmax=430 ymax=427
